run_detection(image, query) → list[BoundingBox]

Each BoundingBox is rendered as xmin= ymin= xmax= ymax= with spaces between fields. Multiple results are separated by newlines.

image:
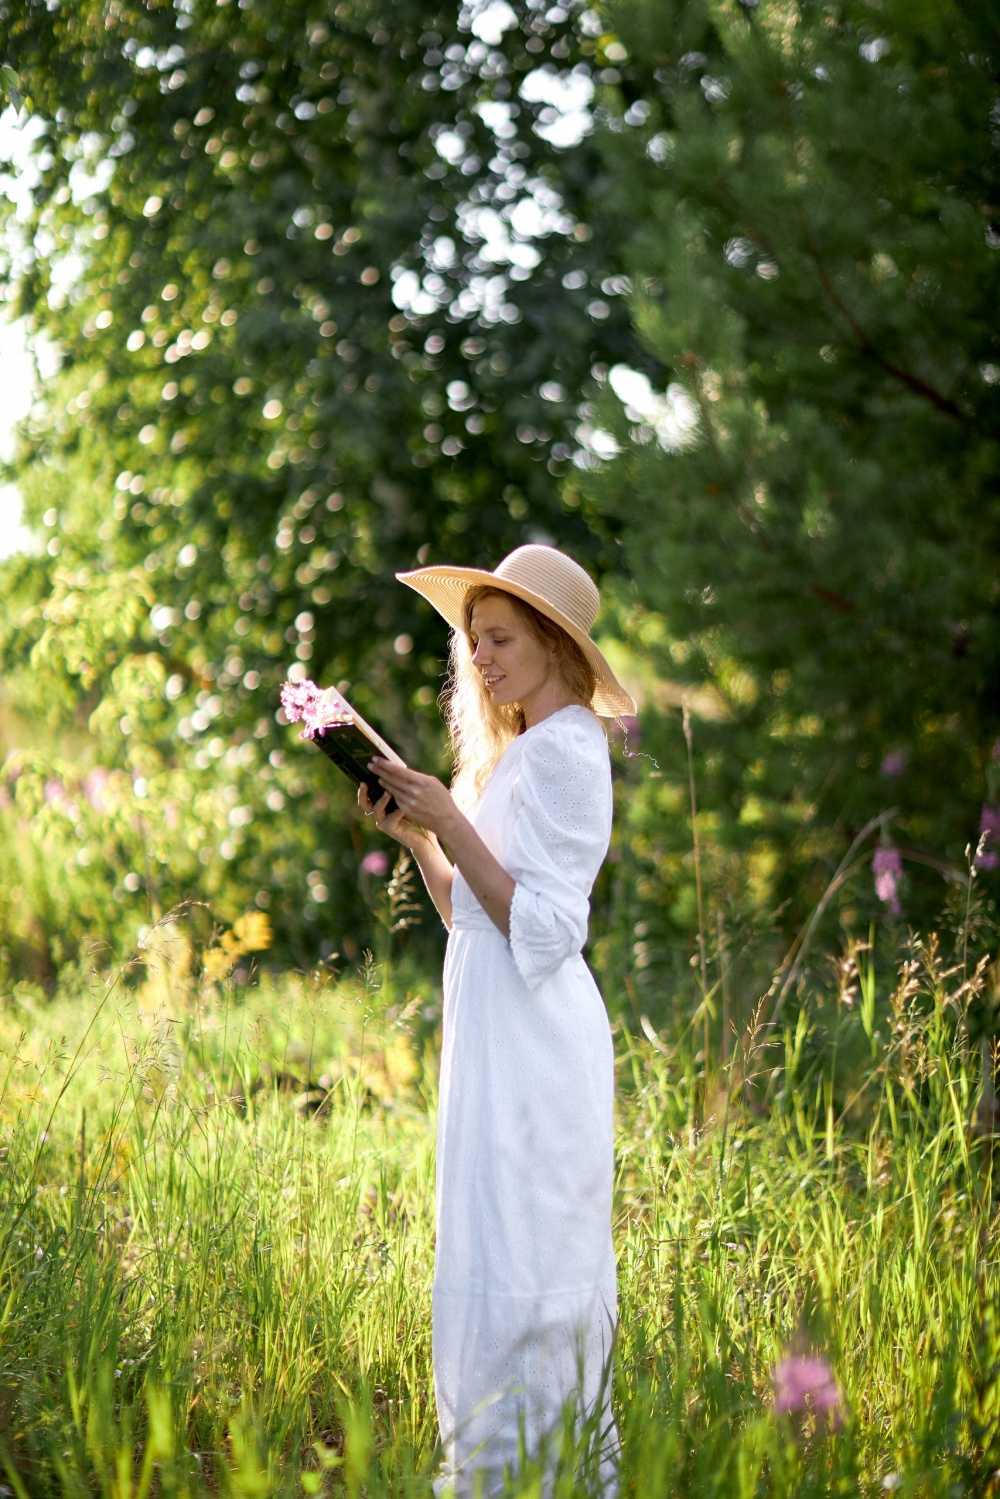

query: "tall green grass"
xmin=0 ymin=912 xmax=996 ymax=1497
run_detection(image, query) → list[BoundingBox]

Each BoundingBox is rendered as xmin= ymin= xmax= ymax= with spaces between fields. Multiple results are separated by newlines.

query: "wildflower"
xmin=44 ymin=778 xmax=65 ymax=805
xmin=280 ymin=677 xmax=351 ymax=739
xmin=872 ymin=845 xmax=903 ymax=916
xmin=773 ymin=1354 xmax=843 ymax=1421
xmin=976 ymin=805 xmax=1000 ymax=871
xmin=280 ymin=677 xmax=321 ymax=723
xmin=84 ymin=767 xmax=110 ymax=812
xmin=202 ymin=947 xmax=232 ymax=981
xmin=361 ymin=850 xmax=389 ymax=877
xmin=233 ymin=911 xmax=273 ymax=952
xmin=880 ymin=751 xmax=905 ymax=777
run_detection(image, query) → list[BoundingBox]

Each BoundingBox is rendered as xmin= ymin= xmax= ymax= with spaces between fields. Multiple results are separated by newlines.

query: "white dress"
xmin=434 ymin=705 xmax=619 ymax=1496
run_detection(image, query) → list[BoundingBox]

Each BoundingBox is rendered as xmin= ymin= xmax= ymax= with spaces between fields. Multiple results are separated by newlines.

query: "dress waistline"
xmin=449 ymin=903 xmax=499 ymax=934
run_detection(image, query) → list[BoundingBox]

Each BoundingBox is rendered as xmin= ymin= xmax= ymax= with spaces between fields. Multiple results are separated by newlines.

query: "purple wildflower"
xmin=976 ymin=805 xmax=1000 ymax=871
xmin=872 ymin=845 xmax=903 ymax=916
xmin=773 ymin=1354 xmax=842 ymax=1421
xmin=880 ymin=752 xmax=905 ymax=778
xmin=360 ymin=849 xmax=389 ymax=878
xmin=280 ymin=678 xmax=351 ymax=740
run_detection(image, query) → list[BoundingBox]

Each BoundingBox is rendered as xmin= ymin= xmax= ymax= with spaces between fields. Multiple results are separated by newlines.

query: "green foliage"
xmin=0 ymin=916 xmax=997 ymax=1495
xmin=583 ymin=0 xmax=1000 ymax=955
xmin=2 ymin=0 xmax=997 ymax=998
xmin=0 ymin=62 xmax=26 ymax=117
xmin=0 ymin=0 xmax=639 ymax=976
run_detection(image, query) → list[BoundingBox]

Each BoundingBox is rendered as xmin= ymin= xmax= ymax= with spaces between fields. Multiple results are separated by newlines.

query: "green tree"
xmin=0 ymin=0 xmax=639 ymax=976
xmin=582 ymin=0 xmax=1000 ymax=993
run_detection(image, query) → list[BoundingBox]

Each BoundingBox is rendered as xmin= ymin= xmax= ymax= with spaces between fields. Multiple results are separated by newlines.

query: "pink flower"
xmin=976 ymin=806 xmax=1000 ymax=871
xmin=44 ymin=778 xmax=65 ymax=806
xmin=873 ymin=846 xmax=903 ymax=916
xmin=280 ymin=677 xmax=321 ymax=722
xmin=84 ymin=768 xmax=110 ymax=812
xmin=880 ymin=752 xmax=905 ymax=777
xmin=773 ymin=1355 xmax=842 ymax=1420
xmin=280 ymin=678 xmax=352 ymax=739
xmin=360 ymin=849 xmax=389 ymax=877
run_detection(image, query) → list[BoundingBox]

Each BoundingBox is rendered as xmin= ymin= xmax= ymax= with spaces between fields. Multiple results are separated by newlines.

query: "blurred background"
xmin=0 ymin=0 xmax=997 ymax=1020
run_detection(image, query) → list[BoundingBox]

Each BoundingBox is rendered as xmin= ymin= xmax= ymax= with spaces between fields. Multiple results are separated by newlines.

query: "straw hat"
xmin=396 ymin=543 xmax=636 ymax=718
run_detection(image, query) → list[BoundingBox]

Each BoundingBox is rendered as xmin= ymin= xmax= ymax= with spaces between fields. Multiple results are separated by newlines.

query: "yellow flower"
xmin=202 ymin=946 xmax=233 ymax=980
xmin=233 ymin=911 xmax=272 ymax=952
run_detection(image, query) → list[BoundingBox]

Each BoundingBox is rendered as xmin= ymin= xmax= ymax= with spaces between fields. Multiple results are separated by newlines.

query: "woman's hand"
xmin=357 ymin=780 xmax=421 ymax=847
xmin=358 ymin=770 xmax=458 ymax=929
xmin=365 ymin=757 xmax=459 ymax=842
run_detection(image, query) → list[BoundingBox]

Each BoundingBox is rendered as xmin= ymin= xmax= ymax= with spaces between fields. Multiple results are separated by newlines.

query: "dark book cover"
xmin=313 ymin=721 xmax=398 ymax=813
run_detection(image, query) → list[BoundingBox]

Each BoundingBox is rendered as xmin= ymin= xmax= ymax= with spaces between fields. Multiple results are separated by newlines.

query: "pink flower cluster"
xmin=280 ymin=678 xmax=351 ymax=740
xmin=976 ymin=805 xmax=1000 ymax=872
xmin=873 ymin=845 xmax=903 ymax=916
xmin=360 ymin=849 xmax=389 ymax=877
xmin=773 ymin=1354 xmax=842 ymax=1422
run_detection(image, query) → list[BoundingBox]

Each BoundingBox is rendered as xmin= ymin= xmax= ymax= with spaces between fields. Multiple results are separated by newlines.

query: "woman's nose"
xmin=472 ymin=642 xmax=489 ymax=666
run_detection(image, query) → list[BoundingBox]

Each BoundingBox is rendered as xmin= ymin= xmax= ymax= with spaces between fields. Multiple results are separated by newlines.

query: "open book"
xmin=281 ymin=679 xmax=404 ymax=813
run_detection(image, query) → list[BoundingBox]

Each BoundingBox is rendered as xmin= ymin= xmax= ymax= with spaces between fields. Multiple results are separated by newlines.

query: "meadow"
xmin=0 ymin=898 xmax=995 ymax=1499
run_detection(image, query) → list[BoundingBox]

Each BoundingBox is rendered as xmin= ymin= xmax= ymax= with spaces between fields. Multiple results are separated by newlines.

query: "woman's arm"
xmin=364 ymin=757 xmax=515 ymax=939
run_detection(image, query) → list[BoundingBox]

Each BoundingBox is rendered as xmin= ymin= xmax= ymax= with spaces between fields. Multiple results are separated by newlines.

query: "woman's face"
xmin=468 ymin=594 xmax=554 ymax=711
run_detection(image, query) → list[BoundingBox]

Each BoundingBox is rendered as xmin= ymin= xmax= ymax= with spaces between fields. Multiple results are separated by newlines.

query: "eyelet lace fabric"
xmin=437 ymin=706 xmax=619 ymax=1496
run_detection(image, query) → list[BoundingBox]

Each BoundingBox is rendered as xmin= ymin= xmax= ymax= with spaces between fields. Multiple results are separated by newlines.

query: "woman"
xmin=360 ymin=543 xmax=635 ymax=1497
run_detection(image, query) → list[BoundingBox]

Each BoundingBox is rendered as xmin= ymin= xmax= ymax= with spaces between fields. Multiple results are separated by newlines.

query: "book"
xmin=280 ymin=679 xmax=404 ymax=813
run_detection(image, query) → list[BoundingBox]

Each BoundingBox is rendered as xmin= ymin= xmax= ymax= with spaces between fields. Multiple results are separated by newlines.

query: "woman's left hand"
xmin=368 ymin=757 xmax=459 ymax=840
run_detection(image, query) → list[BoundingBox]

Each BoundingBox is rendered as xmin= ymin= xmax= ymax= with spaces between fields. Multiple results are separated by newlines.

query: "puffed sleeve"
xmin=505 ymin=713 xmax=613 ymax=991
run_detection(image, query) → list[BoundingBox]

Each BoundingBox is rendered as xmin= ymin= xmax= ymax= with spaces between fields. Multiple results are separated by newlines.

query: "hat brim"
xmin=396 ymin=564 xmax=637 ymax=718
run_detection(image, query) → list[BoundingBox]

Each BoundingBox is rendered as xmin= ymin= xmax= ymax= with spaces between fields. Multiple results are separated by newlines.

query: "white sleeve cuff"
xmin=508 ymin=881 xmax=584 ymax=991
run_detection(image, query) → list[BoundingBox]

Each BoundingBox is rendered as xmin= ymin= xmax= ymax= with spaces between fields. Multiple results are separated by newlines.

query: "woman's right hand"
xmin=358 ymin=781 xmax=422 ymax=847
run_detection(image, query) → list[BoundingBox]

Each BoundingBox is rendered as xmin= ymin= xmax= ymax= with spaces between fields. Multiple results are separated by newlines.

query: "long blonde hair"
xmin=442 ymin=585 xmax=597 ymax=808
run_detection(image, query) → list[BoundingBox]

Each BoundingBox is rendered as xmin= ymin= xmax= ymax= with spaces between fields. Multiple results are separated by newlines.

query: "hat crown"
xmin=492 ymin=545 xmax=600 ymax=633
